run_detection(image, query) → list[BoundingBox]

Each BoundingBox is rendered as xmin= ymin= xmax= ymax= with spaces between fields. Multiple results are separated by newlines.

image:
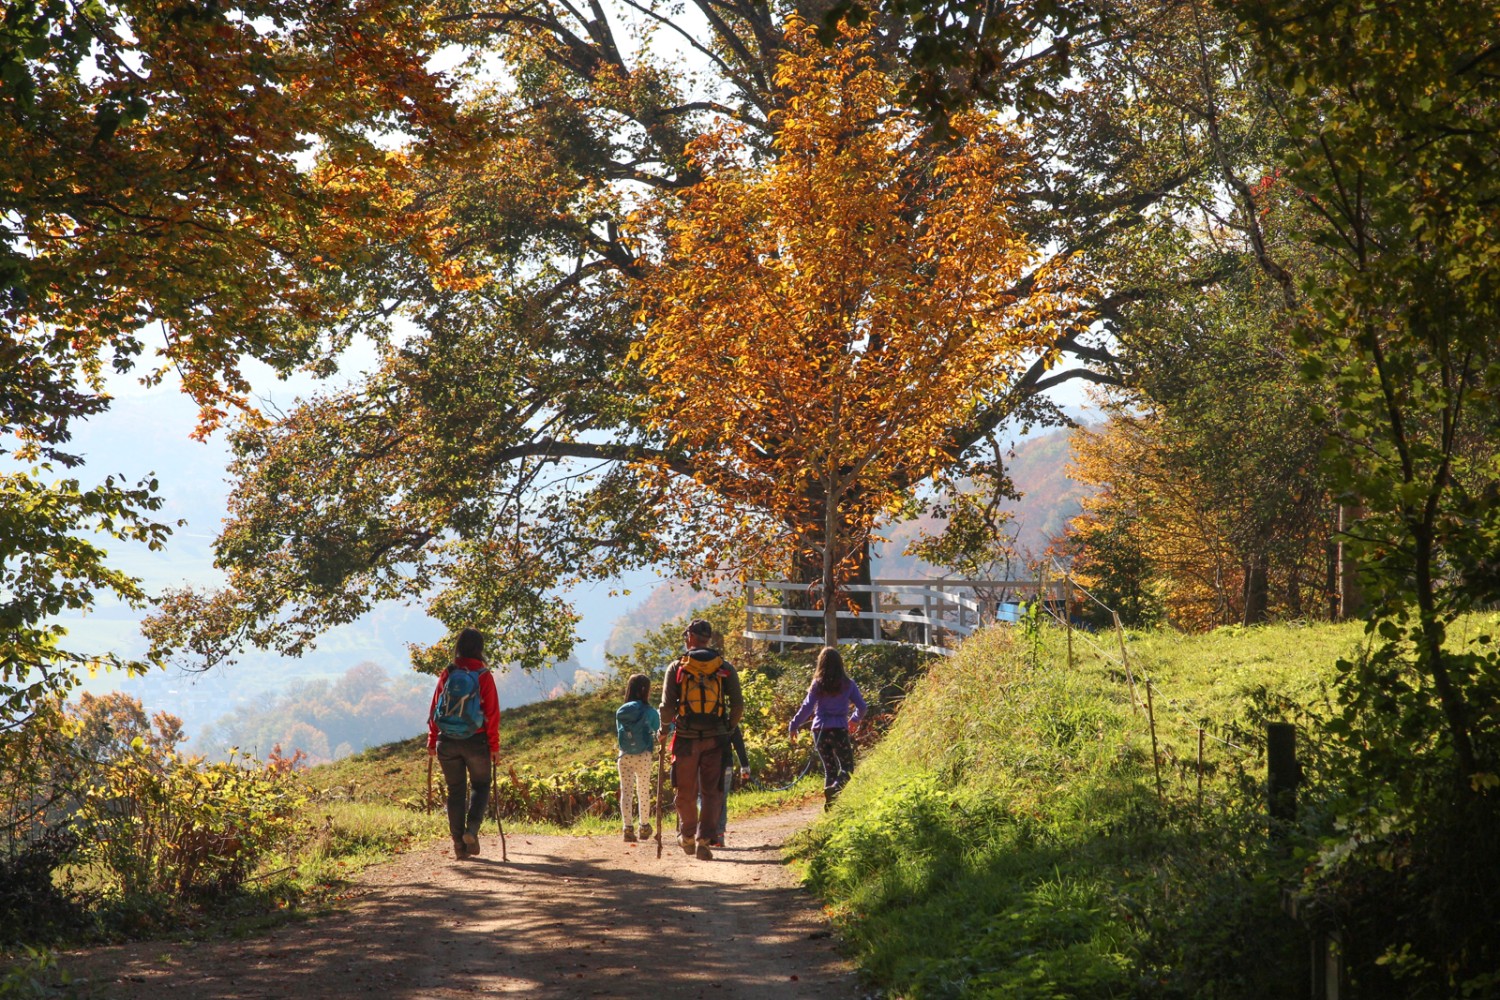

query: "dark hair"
xmin=814 ymin=646 xmax=847 ymax=695
xmin=455 ymin=627 xmax=485 ymax=661
xmin=625 ymin=673 xmax=651 ymax=703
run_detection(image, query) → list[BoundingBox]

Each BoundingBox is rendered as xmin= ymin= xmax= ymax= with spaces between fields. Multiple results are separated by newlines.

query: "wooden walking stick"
xmin=492 ymin=758 xmax=507 ymax=862
xmin=655 ymin=736 xmax=667 ymax=859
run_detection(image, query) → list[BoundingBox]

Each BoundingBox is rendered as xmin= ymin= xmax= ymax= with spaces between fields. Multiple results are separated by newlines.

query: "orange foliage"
xmin=634 ymin=19 xmax=1078 ymax=639
xmin=1069 ymin=417 xmax=1242 ymax=629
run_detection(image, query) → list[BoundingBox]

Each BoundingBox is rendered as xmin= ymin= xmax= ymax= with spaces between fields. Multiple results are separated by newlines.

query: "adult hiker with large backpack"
xmin=659 ymin=618 xmax=744 ymax=861
xmin=788 ymin=645 xmax=867 ymax=810
xmin=427 ymin=627 xmax=501 ymax=860
xmin=615 ymin=672 xmax=661 ymax=843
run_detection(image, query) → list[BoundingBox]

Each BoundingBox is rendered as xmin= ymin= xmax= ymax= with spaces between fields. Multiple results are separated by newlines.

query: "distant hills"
xmin=603 ymin=425 xmax=1091 ymax=656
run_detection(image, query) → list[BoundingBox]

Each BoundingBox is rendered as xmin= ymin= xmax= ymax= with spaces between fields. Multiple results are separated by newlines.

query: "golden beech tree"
xmin=1068 ymin=417 xmax=1239 ymax=630
xmin=1068 ymin=413 xmax=1333 ymax=630
xmin=635 ymin=19 xmax=1077 ymax=645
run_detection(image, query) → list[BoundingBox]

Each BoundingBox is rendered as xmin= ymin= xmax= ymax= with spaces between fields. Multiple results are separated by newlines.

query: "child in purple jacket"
xmin=788 ymin=646 xmax=867 ymax=810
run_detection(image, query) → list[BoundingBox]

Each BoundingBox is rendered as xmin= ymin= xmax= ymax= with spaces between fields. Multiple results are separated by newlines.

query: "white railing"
xmin=743 ymin=577 xmax=1070 ymax=655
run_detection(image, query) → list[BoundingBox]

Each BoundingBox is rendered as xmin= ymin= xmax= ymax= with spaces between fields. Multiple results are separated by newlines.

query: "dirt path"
xmin=64 ymin=804 xmax=858 ymax=999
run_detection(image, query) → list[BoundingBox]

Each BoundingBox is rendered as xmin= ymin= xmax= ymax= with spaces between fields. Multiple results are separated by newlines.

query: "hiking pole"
xmin=425 ymin=752 xmax=433 ymax=815
xmin=654 ymin=737 xmax=666 ymax=859
xmin=492 ymin=757 xmax=507 ymax=862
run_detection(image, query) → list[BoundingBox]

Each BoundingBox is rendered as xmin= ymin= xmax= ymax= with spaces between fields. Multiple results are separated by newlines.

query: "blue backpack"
xmin=431 ymin=667 xmax=489 ymax=739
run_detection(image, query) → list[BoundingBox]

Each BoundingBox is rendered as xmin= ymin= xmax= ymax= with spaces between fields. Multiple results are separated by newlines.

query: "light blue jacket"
xmin=616 ymin=700 xmax=661 ymax=755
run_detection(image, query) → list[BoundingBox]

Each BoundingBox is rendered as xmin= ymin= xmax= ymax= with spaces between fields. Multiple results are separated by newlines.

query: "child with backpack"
xmin=615 ymin=673 xmax=661 ymax=843
xmin=788 ymin=646 xmax=867 ymax=810
xmin=427 ymin=628 xmax=501 ymax=859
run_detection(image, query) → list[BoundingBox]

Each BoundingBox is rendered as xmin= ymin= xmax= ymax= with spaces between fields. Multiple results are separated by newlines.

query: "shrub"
xmin=74 ymin=744 xmax=305 ymax=903
xmin=0 ymin=828 xmax=88 ymax=947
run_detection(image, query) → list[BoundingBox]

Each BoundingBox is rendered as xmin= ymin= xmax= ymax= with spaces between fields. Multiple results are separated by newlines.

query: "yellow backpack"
xmin=676 ymin=652 xmax=727 ymax=731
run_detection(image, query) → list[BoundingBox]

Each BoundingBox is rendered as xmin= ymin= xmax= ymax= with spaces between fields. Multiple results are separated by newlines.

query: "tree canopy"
xmin=145 ymin=0 xmax=1165 ymax=671
xmin=1 ymin=0 xmax=460 ymax=724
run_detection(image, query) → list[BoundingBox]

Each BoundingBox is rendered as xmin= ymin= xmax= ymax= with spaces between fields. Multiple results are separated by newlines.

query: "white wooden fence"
xmin=743 ymin=577 xmax=1070 ymax=655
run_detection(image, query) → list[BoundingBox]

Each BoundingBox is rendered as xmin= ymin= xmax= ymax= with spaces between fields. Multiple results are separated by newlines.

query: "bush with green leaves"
xmin=493 ymin=758 xmax=619 ymax=825
xmin=74 ymin=744 xmax=304 ymax=903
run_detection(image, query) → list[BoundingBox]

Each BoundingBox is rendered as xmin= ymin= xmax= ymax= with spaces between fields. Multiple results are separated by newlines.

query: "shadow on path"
xmin=65 ymin=805 xmax=855 ymax=999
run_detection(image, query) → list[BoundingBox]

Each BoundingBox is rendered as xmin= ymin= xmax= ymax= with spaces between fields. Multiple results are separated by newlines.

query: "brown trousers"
xmin=671 ymin=734 xmax=725 ymax=842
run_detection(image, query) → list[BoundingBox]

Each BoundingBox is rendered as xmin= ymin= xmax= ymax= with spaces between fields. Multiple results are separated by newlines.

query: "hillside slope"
xmin=801 ymin=620 xmax=1369 ymax=999
xmin=307 ymin=688 xmax=620 ymax=805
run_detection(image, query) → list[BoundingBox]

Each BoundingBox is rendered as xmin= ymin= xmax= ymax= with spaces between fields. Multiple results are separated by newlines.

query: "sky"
xmin=53 ymin=343 xmax=669 ymax=736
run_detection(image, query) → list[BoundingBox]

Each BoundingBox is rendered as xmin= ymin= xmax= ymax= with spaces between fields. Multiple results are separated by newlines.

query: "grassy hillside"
xmin=307 ymin=687 xmax=621 ymax=805
xmin=799 ymin=618 xmax=1374 ymax=999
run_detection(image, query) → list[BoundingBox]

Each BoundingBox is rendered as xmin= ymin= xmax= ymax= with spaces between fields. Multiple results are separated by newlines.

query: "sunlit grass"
xmin=796 ymin=618 xmax=1389 ymax=1000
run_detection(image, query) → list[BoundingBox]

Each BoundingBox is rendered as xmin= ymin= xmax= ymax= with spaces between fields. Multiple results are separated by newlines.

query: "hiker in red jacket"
xmin=428 ymin=628 xmax=501 ymax=859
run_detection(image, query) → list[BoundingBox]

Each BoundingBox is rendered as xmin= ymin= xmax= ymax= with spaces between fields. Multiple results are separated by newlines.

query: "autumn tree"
xmin=1 ymin=0 xmax=464 ymax=725
xmin=141 ymin=0 xmax=1149 ymax=672
xmin=635 ymin=20 xmax=1076 ymax=644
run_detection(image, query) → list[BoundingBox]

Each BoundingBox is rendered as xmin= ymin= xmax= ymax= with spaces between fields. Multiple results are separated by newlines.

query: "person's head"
xmin=455 ymin=627 xmax=485 ymax=662
xmin=814 ymin=645 xmax=846 ymax=694
xmin=684 ymin=618 xmax=713 ymax=649
xmin=625 ymin=673 xmax=651 ymax=703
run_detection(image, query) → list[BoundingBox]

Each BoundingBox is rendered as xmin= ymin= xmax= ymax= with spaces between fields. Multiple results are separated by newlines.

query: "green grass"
xmin=797 ymin=620 xmax=1378 ymax=1000
xmin=305 ymin=689 xmax=619 ymax=807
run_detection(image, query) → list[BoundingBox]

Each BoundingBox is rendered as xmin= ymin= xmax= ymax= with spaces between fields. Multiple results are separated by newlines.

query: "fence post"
xmin=1146 ymin=679 xmax=1163 ymax=804
xmin=1267 ymin=722 xmax=1298 ymax=851
xmin=1064 ymin=572 xmax=1074 ymax=671
xmin=1111 ymin=611 xmax=1141 ymax=712
xmin=1197 ymin=728 xmax=1205 ymax=810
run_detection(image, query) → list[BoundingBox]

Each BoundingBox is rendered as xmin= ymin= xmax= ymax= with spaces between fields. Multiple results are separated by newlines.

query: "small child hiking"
xmin=615 ymin=673 xmax=661 ymax=843
xmin=701 ymin=725 xmax=749 ymax=848
xmin=788 ymin=646 xmax=867 ymax=810
xmin=427 ymin=627 xmax=501 ymax=859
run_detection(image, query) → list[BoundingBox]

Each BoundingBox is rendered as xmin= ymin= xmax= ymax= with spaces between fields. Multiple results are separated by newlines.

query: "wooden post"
xmin=1267 ymin=722 xmax=1298 ymax=828
xmin=1145 ymin=679 xmax=1163 ymax=804
xmin=1111 ymin=611 xmax=1141 ymax=712
xmin=1197 ymin=728 xmax=1205 ymax=810
xmin=1064 ymin=572 xmax=1074 ymax=671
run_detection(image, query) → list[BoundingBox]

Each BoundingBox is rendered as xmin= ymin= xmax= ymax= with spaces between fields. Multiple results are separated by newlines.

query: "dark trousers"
xmin=816 ymin=728 xmax=855 ymax=806
xmin=672 ymin=735 xmax=724 ymax=842
xmin=436 ymin=734 xmax=492 ymax=841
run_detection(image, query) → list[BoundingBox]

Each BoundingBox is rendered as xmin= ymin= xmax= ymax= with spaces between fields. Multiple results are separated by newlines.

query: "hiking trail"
xmin=64 ymin=803 xmax=857 ymax=999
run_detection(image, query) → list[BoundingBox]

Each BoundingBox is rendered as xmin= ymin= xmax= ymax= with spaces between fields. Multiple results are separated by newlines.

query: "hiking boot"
xmin=453 ymin=838 xmax=469 ymax=859
xmin=639 ymin=823 xmax=652 ymax=840
xmin=694 ymin=839 xmax=714 ymax=861
xmin=678 ymin=834 xmax=695 ymax=855
xmin=708 ymin=835 xmax=725 ymax=848
xmin=463 ymin=832 xmax=481 ymax=857
xmin=623 ymin=826 xmax=638 ymax=843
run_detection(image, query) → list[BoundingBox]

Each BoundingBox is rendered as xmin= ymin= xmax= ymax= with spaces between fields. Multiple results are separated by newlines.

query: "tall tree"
xmin=147 ymin=0 xmax=1138 ymax=671
xmin=1237 ymin=0 xmax=1500 ymax=785
xmin=636 ymin=19 xmax=1077 ymax=644
xmin=1 ymin=0 xmax=461 ymax=723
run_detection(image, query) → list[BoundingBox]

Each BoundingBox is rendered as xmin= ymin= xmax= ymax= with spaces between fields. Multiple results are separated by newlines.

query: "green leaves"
xmin=1 ymin=469 xmax=170 ymax=727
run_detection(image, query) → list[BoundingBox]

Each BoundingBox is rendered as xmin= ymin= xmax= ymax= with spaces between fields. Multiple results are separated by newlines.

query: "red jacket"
xmin=427 ymin=657 xmax=501 ymax=754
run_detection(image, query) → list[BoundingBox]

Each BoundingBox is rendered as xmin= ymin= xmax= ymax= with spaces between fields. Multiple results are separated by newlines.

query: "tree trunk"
xmin=1336 ymin=502 xmax=1364 ymax=620
xmin=822 ymin=496 xmax=839 ymax=647
xmin=1242 ymin=550 xmax=1270 ymax=625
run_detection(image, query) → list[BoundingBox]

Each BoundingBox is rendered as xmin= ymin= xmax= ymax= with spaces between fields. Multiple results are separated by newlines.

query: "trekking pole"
xmin=654 ymin=737 xmax=666 ymax=859
xmin=425 ymin=752 xmax=433 ymax=815
xmin=493 ymin=759 xmax=507 ymax=862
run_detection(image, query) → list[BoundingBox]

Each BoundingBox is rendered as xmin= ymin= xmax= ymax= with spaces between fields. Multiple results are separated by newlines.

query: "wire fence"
xmin=1035 ymin=557 xmax=1259 ymax=805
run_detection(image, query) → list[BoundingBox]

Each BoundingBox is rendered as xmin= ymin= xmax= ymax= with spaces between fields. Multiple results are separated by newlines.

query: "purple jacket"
xmin=788 ymin=679 xmax=867 ymax=734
